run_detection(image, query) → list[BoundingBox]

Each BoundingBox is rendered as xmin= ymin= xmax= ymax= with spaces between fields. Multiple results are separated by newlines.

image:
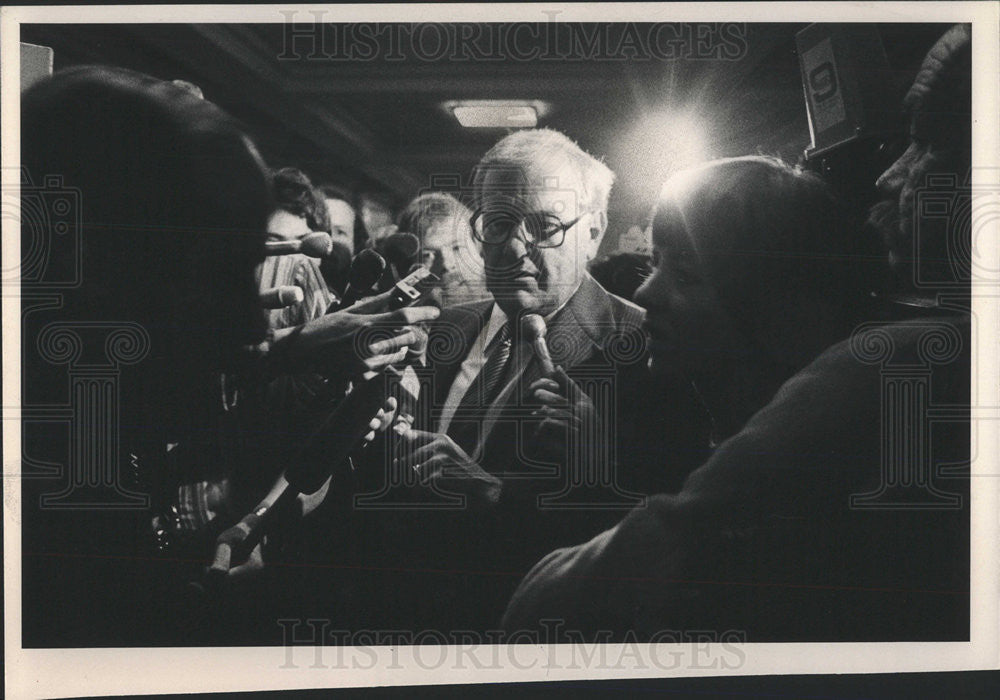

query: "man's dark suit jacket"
xmin=343 ymin=274 xmax=710 ymax=630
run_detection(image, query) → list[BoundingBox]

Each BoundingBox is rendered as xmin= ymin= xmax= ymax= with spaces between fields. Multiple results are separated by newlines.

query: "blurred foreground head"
xmin=868 ymin=23 xmax=972 ymax=291
xmin=22 ymin=65 xmax=271 ymax=368
xmin=637 ymin=156 xmax=863 ymax=385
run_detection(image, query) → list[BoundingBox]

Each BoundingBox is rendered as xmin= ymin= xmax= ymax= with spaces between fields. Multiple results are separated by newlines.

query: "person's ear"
xmin=585 ymin=210 xmax=608 ymax=261
xmin=590 ymin=210 xmax=608 ymax=240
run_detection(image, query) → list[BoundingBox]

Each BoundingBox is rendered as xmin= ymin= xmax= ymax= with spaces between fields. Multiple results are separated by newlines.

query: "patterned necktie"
xmin=448 ymin=322 xmax=513 ymax=454
xmin=479 ymin=322 xmax=513 ymax=404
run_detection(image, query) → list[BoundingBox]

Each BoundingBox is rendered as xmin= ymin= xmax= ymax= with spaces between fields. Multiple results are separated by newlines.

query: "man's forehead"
xmin=480 ymin=163 xmax=585 ymax=207
xmin=423 ymin=219 xmax=465 ymax=247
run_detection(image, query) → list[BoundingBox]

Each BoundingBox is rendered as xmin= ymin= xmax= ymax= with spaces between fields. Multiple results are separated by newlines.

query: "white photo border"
xmin=3 ymin=3 xmax=999 ymax=697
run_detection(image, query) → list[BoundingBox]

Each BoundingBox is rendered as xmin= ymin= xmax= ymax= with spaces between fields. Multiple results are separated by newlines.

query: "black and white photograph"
xmin=3 ymin=2 xmax=999 ymax=697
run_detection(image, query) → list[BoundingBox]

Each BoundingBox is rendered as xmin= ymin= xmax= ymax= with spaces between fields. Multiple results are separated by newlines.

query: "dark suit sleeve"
xmin=502 ymin=329 xmax=970 ymax=640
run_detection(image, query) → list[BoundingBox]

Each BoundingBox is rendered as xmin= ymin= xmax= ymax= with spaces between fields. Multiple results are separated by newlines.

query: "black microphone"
xmin=320 ymin=239 xmax=353 ymax=295
xmin=194 ymin=360 xmax=403 ymax=592
xmin=378 ymin=231 xmax=421 ymax=280
xmin=328 ymin=248 xmax=387 ymax=312
xmin=196 ymin=270 xmax=442 ymax=587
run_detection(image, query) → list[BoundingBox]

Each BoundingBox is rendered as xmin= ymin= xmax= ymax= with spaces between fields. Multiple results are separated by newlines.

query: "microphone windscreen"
xmin=380 ymin=232 xmax=421 ymax=272
xmin=326 ymin=239 xmax=353 ymax=268
xmin=299 ymin=231 xmax=334 ymax=258
xmin=264 ymin=231 xmax=333 ymax=258
xmin=349 ymin=248 xmax=387 ymax=292
xmin=259 ymin=285 xmax=304 ymax=309
xmin=320 ymin=240 xmax=353 ymax=296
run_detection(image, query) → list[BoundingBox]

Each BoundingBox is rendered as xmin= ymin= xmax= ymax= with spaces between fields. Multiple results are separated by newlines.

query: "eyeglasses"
xmin=469 ymin=207 xmax=589 ymax=249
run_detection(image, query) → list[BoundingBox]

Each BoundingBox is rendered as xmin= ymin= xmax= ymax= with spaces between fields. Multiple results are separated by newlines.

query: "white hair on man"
xmin=473 ymin=128 xmax=616 ymax=215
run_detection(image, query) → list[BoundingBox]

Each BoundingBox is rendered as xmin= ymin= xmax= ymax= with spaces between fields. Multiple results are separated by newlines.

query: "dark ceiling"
xmin=21 ymin=22 xmax=945 ymax=248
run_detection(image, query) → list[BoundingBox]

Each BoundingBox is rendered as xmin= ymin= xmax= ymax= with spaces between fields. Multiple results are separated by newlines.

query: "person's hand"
xmin=270 ymin=289 xmax=439 ymax=378
xmin=363 ymin=397 xmax=398 ymax=444
xmin=526 ymin=366 xmax=597 ymax=463
xmin=207 ymin=517 xmax=266 ymax=582
xmin=393 ymin=425 xmax=502 ymax=506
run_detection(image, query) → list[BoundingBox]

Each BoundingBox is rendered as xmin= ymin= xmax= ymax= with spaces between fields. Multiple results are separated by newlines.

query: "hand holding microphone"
xmin=201 ymin=257 xmax=442 ymax=581
xmin=520 ymin=314 xmax=599 ymax=462
xmin=261 ymin=246 xmax=438 ymax=379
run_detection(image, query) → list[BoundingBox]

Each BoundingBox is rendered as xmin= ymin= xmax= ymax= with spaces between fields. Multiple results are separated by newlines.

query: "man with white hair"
xmin=394 ymin=129 xmax=687 ymax=506
xmin=354 ymin=129 xmax=706 ymax=630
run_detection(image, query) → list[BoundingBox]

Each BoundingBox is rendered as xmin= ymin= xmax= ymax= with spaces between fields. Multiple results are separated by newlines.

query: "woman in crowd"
xmin=504 ymin=156 xmax=970 ymax=641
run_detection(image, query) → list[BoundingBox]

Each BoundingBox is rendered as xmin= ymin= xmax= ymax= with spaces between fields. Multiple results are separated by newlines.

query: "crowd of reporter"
xmin=20 ymin=23 xmax=972 ymax=645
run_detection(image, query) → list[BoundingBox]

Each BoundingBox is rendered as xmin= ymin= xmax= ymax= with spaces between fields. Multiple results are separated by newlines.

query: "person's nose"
xmin=486 ymin=228 xmax=530 ymax=272
xmin=506 ymin=227 xmax=530 ymax=259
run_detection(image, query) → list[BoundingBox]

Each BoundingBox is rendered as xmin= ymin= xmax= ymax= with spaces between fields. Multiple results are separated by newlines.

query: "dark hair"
xmin=22 ymin=64 xmax=271 ymax=358
xmin=589 ymin=252 xmax=652 ymax=302
xmin=272 ymin=167 xmax=330 ymax=233
xmin=655 ymin=156 xmax=866 ymax=333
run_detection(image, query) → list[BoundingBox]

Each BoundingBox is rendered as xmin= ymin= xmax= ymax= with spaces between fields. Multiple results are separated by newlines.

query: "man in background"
xmin=397 ymin=191 xmax=491 ymax=306
xmin=317 ymin=183 xmax=359 ymax=296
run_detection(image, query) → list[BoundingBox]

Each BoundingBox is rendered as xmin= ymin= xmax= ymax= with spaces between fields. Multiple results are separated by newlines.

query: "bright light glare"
xmin=636 ymin=111 xmax=711 ymax=175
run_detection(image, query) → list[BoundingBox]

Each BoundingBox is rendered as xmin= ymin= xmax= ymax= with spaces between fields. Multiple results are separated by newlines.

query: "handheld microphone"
xmin=196 ymin=269 xmax=442 ymax=586
xmin=328 ymin=248 xmax=387 ymax=312
xmin=388 ymin=266 xmax=441 ymax=310
xmin=259 ymin=268 xmax=441 ymax=495
xmin=378 ymin=231 xmax=421 ymax=280
xmin=259 ymin=285 xmax=304 ymax=309
xmin=522 ymin=313 xmax=556 ymax=376
xmin=264 ymin=231 xmax=333 ymax=258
